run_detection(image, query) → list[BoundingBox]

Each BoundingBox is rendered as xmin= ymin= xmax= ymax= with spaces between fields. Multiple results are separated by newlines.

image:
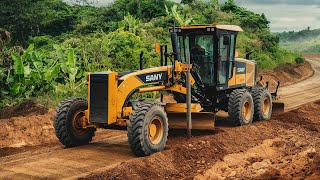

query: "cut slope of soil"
xmin=303 ymin=54 xmax=320 ymax=58
xmin=258 ymin=61 xmax=314 ymax=92
xmin=0 ymin=109 xmax=56 ymax=148
xmin=84 ymin=101 xmax=320 ymax=179
xmin=0 ymin=100 xmax=48 ymax=120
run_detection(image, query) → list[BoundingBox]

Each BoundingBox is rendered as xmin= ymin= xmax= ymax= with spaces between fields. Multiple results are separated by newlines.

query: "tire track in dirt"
xmin=0 ymin=130 xmax=132 ymax=179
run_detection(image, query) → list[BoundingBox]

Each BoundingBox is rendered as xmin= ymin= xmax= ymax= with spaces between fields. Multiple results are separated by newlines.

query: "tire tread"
xmin=54 ymin=98 xmax=96 ymax=147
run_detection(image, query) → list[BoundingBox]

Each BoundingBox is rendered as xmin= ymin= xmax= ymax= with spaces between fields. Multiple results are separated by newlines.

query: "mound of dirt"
xmin=0 ymin=100 xmax=48 ymax=120
xmin=84 ymin=100 xmax=320 ymax=179
xmin=0 ymin=109 xmax=57 ymax=148
xmin=258 ymin=61 xmax=314 ymax=92
xmin=0 ymin=100 xmax=53 ymax=148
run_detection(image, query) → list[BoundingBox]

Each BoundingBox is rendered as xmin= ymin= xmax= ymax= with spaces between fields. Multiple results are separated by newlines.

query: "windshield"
xmin=178 ymin=34 xmax=215 ymax=86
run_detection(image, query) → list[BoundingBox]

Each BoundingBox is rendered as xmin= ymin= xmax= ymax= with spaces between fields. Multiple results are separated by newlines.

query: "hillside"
xmin=278 ymin=28 xmax=320 ymax=54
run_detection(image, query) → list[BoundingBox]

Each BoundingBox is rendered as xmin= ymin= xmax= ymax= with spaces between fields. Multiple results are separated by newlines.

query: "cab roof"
xmin=170 ymin=24 xmax=244 ymax=32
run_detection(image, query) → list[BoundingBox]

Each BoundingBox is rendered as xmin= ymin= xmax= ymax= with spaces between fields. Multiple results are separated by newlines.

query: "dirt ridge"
xmin=258 ymin=61 xmax=314 ymax=92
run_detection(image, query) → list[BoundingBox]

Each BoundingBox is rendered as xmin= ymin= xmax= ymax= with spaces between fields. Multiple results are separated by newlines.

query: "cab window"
xmin=218 ymin=35 xmax=230 ymax=84
xmin=228 ymin=34 xmax=236 ymax=79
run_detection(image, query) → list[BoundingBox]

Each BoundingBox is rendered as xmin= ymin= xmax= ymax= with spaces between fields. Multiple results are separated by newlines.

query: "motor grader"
xmin=54 ymin=24 xmax=278 ymax=156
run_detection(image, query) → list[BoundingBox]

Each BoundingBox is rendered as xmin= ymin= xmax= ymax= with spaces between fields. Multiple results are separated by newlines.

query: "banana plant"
xmin=9 ymin=44 xmax=61 ymax=98
xmin=165 ymin=4 xmax=193 ymax=26
xmin=59 ymin=49 xmax=85 ymax=94
xmin=118 ymin=12 xmax=143 ymax=35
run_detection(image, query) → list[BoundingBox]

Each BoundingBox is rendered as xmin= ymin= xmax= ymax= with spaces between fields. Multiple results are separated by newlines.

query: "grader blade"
xmin=165 ymin=103 xmax=215 ymax=130
xmin=167 ymin=112 xmax=215 ymax=130
xmin=272 ymin=101 xmax=285 ymax=114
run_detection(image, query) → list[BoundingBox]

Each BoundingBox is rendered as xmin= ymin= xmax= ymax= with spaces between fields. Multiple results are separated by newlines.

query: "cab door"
xmin=217 ymin=33 xmax=230 ymax=89
xmin=217 ymin=32 xmax=237 ymax=90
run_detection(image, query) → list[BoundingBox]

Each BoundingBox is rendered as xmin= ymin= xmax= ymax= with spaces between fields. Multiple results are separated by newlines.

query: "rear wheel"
xmin=127 ymin=102 xmax=168 ymax=156
xmin=228 ymin=89 xmax=254 ymax=126
xmin=54 ymin=98 xmax=96 ymax=147
xmin=252 ymin=87 xmax=272 ymax=121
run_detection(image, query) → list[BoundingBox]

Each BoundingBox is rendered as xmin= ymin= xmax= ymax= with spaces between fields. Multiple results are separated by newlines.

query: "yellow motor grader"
xmin=54 ymin=24 xmax=279 ymax=156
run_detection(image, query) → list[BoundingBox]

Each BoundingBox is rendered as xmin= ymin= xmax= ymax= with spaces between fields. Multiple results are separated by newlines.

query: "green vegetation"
xmin=278 ymin=28 xmax=320 ymax=54
xmin=295 ymin=57 xmax=305 ymax=64
xmin=0 ymin=0 xmax=299 ymax=107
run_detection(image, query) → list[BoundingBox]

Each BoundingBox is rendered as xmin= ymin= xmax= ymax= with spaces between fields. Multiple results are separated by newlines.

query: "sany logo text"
xmin=146 ymin=73 xmax=163 ymax=82
xmin=237 ymin=68 xmax=245 ymax=73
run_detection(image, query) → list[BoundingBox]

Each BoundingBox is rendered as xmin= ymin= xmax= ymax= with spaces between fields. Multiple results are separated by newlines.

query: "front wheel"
xmin=127 ymin=102 xmax=168 ymax=157
xmin=54 ymin=98 xmax=96 ymax=147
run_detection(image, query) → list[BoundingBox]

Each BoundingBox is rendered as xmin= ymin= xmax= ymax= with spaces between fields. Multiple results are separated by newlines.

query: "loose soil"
xmin=0 ymin=100 xmax=48 ymax=119
xmin=0 ymin=59 xmax=320 ymax=179
xmin=303 ymin=54 xmax=320 ymax=59
xmin=0 ymin=109 xmax=56 ymax=148
xmin=258 ymin=61 xmax=314 ymax=92
xmin=85 ymin=101 xmax=320 ymax=179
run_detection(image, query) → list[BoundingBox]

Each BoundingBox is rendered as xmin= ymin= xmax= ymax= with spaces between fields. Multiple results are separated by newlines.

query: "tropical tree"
xmin=118 ymin=13 xmax=143 ymax=35
xmin=165 ymin=4 xmax=193 ymax=26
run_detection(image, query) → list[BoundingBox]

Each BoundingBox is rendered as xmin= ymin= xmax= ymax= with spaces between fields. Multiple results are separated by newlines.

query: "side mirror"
xmin=246 ymin=51 xmax=254 ymax=60
xmin=223 ymin=35 xmax=230 ymax=46
xmin=235 ymin=50 xmax=239 ymax=58
xmin=140 ymin=51 xmax=144 ymax=70
xmin=155 ymin=43 xmax=161 ymax=54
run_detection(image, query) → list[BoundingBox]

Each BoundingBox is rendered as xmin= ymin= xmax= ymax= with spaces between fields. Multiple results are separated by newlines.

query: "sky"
xmin=236 ymin=0 xmax=320 ymax=32
xmin=66 ymin=0 xmax=320 ymax=32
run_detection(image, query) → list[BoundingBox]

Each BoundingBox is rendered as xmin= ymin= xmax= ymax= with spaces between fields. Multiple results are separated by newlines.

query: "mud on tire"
xmin=127 ymin=102 xmax=168 ymax=157
xmin=228 ymin=89 xmax=254 ymax=126
xmin=252 ymin=87 xmax=272 ymax=121
xmin=54 ymin=98 xmax=96 ymax=147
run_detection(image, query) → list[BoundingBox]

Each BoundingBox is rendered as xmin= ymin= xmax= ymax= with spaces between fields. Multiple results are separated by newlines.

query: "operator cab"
xmin=171 ymin=25 xmax=243 ymax=89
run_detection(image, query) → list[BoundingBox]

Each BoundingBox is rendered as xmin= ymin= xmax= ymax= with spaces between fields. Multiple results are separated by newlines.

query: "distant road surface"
xmin=278 ymin=58 xmax=320 ymax=111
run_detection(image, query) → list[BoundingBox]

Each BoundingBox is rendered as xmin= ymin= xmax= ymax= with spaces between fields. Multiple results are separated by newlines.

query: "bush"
xmin=0 ymin=44 xmax=61 ymax=99
xmin=252 ymin=52 xmax=277 ymax=69
xmin=295 ymin=57 xmax=305 ymax=64
xmin=29 ymin=35 xmax=56 ymax=50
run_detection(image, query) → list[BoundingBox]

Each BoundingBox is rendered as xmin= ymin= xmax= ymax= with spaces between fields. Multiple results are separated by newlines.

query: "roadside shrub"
xmin=29 ymin=35 xmax=56 ymax=50
xmin=295 ymin=57 xmax=305 ymax=64
xmin=252 ymin=52 xmax=277 ymax=69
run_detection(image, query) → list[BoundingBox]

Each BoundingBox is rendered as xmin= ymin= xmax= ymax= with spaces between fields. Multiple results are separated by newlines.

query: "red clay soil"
xmin=303 ymin=54 xmax=320 ymax=59
xmin=258 ymin=61 xmax=314 ymax=92
xmin=0 ymin=144 xmax=57 ymax=157
xmin=84 ymin=101 xmax=320 ymax=180
xmin=0 ymin=100 xmax=55 ymax=148
xmin=0 ymin=109 xmax=57 ymax=148
xmin=0 ymin=100 xmax=48 ymax=119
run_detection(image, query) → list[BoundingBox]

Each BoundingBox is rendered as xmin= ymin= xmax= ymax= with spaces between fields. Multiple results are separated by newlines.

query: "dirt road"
xmin=279 ymin=58 xmax=320 ymax=111
xmin=0 ymin=130 xmax=133 ymax=179
xmin=0 ymin=59 xmax=320 ymax=179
